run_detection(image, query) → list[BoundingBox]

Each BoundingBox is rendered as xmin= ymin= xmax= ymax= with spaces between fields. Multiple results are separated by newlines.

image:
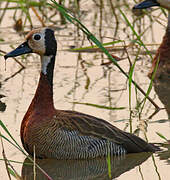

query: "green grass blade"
xmin=128 ymin=48 xmax=141 ymax=132
xmin=139 ymin=55 xmax=160 ymax=114
xmin=106 ymin=154 xmax=111 ymax=179
xmin=156 ymin=132 xmax=168 ymax=141
xmin=128 ymin=59 xmax=137 ymax=133
xmin=118 ymin=8 xmax=153 ymax=60
xmin=0 ymin=133 xmax=21 ymax=151
xmin=18 ymin=1 xmax=33 ymax=26
xmin=0 ymin=120 xmax=25 ymax=153
xmin=7 ymin=167 xmax=17 ymax=179
xmin=69 ymin=40 xmax=123 ymax=51
xmin=0 ymin=158 xmax=30 ymax=165
xmin=73 ymin=102 xmax=125 ymax=110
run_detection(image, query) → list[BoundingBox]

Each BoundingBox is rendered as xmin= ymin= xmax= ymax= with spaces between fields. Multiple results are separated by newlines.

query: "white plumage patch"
xmin=41 ymin=55 xmax=53 ymax=75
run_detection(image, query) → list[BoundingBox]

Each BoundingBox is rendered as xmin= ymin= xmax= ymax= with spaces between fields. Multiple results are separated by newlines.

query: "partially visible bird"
xmin=133 ymin=0 xmax=170 ymax=79
xmin=4 ymin=27 xmax=158 ymax=159
xmin=134 ymin=0 xmax=170 ymax=117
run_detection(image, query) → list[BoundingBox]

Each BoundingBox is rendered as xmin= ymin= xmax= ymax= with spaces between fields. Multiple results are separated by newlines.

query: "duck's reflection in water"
xmin=22 ymin=152 xmax=152 ymax=180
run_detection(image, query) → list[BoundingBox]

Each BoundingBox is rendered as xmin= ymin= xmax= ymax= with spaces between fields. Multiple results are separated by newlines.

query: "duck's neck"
xmin=29 ymin=55 xmax=56 ymax=111
xmin=41 ymin=55 xmax=55 ymax=87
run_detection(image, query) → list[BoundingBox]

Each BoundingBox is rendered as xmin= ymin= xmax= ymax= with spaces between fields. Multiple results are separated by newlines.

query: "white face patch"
xmin=27 ymin=28 xmax=46 ymax=55
xmin=41 ymin=55 xmax=53 ymax=75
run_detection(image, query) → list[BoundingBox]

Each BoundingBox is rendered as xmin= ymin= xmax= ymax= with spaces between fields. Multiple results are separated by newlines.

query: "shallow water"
xmin=0 ymin=1 xmax=170 ymax=179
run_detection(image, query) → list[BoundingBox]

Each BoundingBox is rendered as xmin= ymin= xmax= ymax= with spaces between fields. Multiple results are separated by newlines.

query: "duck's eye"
xmin=33 ymin=34 xmax=41 ymax=41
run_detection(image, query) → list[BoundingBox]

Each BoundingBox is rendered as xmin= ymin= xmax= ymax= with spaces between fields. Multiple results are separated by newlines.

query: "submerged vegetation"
xmin=0 ymin=0 xmax=170 ymax=179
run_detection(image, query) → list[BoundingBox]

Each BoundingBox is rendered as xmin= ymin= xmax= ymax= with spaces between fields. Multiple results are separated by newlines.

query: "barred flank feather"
xmin=27 ymin=127 xmax=126 ymax=159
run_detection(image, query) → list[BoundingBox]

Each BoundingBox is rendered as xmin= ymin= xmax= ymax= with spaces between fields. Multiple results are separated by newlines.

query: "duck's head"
xmin=4 ymin=27 xmax=57 ymax=75
xmin=133 ymin=0 xmax=170 ymax=10
xmin=4 ymin=28 xmax=57 ymax=58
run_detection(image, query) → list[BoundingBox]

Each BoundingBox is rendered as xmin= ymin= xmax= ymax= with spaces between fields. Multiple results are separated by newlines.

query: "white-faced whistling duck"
xmin=133 ymin=0 xmax=170 ymax=79
xmin=4 ymin=28 xmax=158 ymax=159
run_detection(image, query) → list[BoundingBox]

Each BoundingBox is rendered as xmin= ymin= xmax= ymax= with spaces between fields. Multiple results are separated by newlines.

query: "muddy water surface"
xmin=0 ymin=1 xmax=170 ymax=179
